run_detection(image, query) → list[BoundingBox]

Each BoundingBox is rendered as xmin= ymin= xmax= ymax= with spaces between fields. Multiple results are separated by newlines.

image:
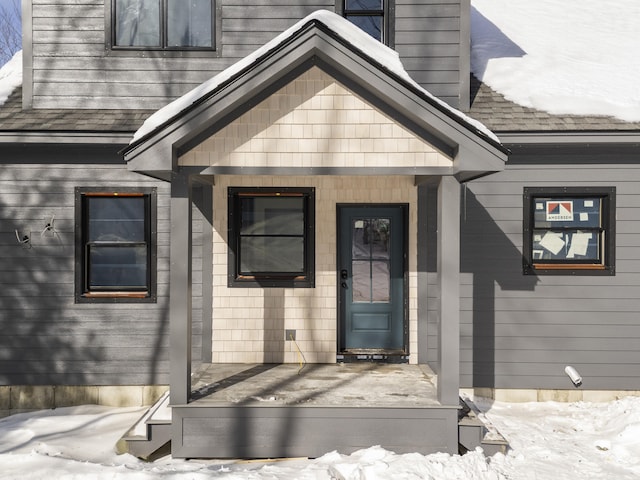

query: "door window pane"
xmin=371 ymin=260 xmax=390 ymax=302
xmin=351 ymin=217 xmax=391 ymax=303
xmin=352 ymin=260 xmax=370 ymax=303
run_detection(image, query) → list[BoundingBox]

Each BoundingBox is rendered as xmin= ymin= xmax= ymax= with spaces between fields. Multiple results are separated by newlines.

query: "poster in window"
xmin=546 ymin=201 xmax=573 ymax=222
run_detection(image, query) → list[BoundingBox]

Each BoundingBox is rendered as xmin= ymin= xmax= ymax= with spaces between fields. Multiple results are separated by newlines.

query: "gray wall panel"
xmin=0 ymin=157 xmax=205 ymax=386
xmin=461 ymin=160 xmax=640 ymax=390
xmin=29 ymin=0 xmax=464 ymax=109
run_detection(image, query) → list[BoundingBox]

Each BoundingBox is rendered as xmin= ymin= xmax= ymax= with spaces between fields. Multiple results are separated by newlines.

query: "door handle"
xmin=340 ymin=269 xmax=348 ymax=279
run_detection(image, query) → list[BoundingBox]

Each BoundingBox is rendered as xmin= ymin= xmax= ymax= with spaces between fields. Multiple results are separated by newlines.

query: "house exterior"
xmin=1 ymin=0 xmax=639 ymax=458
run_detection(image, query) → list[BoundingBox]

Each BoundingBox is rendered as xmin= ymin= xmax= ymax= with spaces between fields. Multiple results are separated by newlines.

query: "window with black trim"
xmin=339 ymin=0 xmax=391 ymax=44
xmin=112 ymin=0 xmax=214 ymax=50
xmin=228 ymin=187 xmax=315 ymax=288
xmin=75 ymin=188 xmax=157 ymax=302
xmin=523 ymin=187 xmax=615 ymax=275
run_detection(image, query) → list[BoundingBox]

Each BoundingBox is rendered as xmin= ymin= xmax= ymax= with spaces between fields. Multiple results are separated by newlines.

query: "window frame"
xmin=228 ymin=187 xmax=315 ymax=288
xmin=337 ymin=0 xmax=395 ymax=47
xmin=75 ymin=187 xmax=157 ymax=303
xmin=523 ymin=186 xmax=616 ymax=276
xmin=106 ymin=0 xmax=219 ymax=56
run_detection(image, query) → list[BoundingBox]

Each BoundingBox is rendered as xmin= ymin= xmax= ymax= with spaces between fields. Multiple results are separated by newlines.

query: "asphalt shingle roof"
xmin=469 ymin=75 xmax=640 ymax=133
xmin=0 ymin=88 xmax=152 ymax=133
xmin=1 ymin=78 xmax=639 ymax=137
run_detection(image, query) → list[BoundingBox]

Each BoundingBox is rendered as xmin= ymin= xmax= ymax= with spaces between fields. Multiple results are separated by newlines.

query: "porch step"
xmin=116 ymin=391 xmax=172 ymax=461
xmin=458 ymin=397 xmax=509 ymax=456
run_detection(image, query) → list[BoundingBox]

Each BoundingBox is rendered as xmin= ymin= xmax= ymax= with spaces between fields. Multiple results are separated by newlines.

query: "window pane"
xmin=346 ymin=15 xmax=383 ymax=41
xmin=167 ymin=0 xmax=212 ymax=47
xmin=346 ymin=0 xmax=383 ymax=10
xmin=89 ymin=246 xmax=148 ymax=288
xmin=240 ymin=197 xmax=304 ymax=235
xmin=115 ymin=0 xmax=160 ymax=47
xmin=533 ymin=197 xmax=601 ymax=228
xmin=88 ymin=197 xmax=146 ymax=242
xmin=240 ymin=237 xmax=304 ymax=273
xmin=533 ymin=229 xmax=601 ymax=261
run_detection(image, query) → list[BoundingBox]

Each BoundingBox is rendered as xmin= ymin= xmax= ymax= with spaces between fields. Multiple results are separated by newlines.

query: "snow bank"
xmin=1 ymin=397 xmax=640 ymax=479
xmin=471 ymin=0 xmax=640 ymax=121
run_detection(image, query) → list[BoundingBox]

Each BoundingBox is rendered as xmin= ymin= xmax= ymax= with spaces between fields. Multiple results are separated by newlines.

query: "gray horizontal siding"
xmin=29 ymin=0 xmax=463 ymax=109
xmin=395 ymin=0 xmax=463 ymax=107
xmin=0 ymin=158 xmax=203 ymax=386
xmin=460 ymin=161 xmax=640 ymax=390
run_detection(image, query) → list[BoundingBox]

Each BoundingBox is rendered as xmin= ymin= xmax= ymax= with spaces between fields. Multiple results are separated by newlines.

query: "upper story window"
xmin=523 ymin=187 xmax=616 ymax=276
xmin=113 ymin=0 xmax=214 ymax=50
xmin=340 ymin=0 xmax=390 ymax=44
xmin=75 ymin=188 xmax=157 ymax=302
xmin=228 ymin=187 xmax=315 ymax=288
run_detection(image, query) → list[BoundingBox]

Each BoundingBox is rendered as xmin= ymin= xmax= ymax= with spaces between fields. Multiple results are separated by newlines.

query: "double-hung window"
xmin=523 ymin=187 xmax=615 ymax=275
xmin=75 ymin=188 xmax=157 ymax=302
xmin=228 ymin=187 xmax=315 ymax=288
xmin=339 ymin=0 xmax=391 ymax=44
xmin=112 ymin=0 xmax=214 ymax=49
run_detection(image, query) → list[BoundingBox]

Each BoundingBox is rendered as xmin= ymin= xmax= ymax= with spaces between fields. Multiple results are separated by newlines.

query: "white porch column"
xmin=169 ymin=171 xmax=193 ymax=405
xmin=437 ymin=176 xmax=461 ymax=405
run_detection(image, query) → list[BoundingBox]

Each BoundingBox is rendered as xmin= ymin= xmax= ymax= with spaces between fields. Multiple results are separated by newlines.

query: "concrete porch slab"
xmin=189 ymin=363 xmax=441 ymax=408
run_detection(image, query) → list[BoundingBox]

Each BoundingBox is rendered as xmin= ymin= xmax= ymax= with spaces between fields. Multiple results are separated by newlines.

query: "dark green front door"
xmin=338 ymin=205 xmax=407 ymax=352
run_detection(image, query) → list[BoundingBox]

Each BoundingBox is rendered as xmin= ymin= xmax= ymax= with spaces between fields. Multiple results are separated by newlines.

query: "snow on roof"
xmin=471 ymin=0 xmax=640 ymax=122
xmin=131 ymin=10 xmax=498 ymax=145
xmin=0 ymin=50 xmax=22 ymax=107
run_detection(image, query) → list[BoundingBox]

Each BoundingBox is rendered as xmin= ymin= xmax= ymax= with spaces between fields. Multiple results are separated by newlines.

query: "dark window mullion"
xmin=160 ymin=0 xmax=167 ymax=48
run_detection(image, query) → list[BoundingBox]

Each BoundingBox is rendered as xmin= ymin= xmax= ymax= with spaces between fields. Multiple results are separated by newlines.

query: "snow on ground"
xmin=471 ymin=0 xmax=640 ymax=121
xmin=1 ymin=396 xmax=640 ymax=479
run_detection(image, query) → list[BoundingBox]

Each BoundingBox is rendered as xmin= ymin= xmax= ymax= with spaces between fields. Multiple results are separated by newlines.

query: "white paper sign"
xmin=567 ymin=232 xmax=591 ymax=258
xmin=539 ymin=231 xmax=565 ymax=255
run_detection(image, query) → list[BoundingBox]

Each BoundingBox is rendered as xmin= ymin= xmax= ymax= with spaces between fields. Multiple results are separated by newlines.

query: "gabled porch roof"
xmin=123 ymin=11 xmax=507 ymax=182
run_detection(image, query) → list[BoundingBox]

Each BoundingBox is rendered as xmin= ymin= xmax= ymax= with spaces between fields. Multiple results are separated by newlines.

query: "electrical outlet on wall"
xmin=285 ymin=329 xmax=296 ymax=341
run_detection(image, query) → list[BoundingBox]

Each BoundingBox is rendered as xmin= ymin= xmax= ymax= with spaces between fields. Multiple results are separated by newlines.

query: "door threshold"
xmin=338 ymin=350 xmax=409 ymax=363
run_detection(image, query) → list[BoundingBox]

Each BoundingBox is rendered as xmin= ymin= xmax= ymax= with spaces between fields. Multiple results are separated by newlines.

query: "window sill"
xmin=525 ymin=263 xmax=614 ymax=276
xmin=76 ymin=292 xmax=156 ymax=303
xmin=229 ymin=276 xmax=314 ymax=288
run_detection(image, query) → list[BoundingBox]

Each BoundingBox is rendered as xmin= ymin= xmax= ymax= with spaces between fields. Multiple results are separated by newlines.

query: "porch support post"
xmin=437 ymin=176 xmax=461 ymax=405
xmin=169 ymin=170 xmax=193 ymax=405
xmin=417 ymin=184 xmax=429 ymax=364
